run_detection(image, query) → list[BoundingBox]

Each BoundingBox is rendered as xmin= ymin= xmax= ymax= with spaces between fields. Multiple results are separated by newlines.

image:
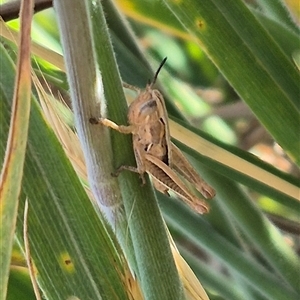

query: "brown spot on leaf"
xmin=196 ymin=19 xmax=206 ymax=29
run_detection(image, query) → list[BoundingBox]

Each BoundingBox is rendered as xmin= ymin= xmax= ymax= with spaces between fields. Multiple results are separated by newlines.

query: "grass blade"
xmin=0 ymin=1 xmax=33 ymax=298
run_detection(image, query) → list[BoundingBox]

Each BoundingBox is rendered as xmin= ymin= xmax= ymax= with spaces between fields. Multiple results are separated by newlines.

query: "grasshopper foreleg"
xmin=89 ymin=117 xmax=134 ymax=134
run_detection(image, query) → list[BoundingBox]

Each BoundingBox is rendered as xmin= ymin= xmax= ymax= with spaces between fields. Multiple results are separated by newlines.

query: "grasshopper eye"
xmin=139 ymin=99 xmax=157 ymax=116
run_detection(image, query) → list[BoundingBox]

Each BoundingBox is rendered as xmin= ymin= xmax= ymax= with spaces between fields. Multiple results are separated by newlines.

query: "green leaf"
xmin=170 ymin=119 xmax=299 ymax=208
xmin=162 ymin=0 xmax=300 ymax=164
xmin=0 ymin=34 xmax=130 ymax=300
xmin=160 ymin=196 xmax=299 ymax=300
xmin=255 ymin=0 xmax=300 ymax=34
xmin=52 ymin=0 xmax=185 ymax=299
xmin=0 ymin=1 xmax=33 ymax=298
xmin=7 ymin=267 xmax=36 ymax=300
xmin=1 ymin=1 xmax=299 ymax=299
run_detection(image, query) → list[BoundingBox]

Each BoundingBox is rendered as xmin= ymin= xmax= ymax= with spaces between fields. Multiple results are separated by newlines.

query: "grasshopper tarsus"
xmin=111 ymin=171 xmax=118 ymax=178
xmin=90 ymin=117 xmax=107 ymax=126
xmin=139 ymin=175 xmax=146 ymax=186
xmin=114 ymin=165 xmax=146 ymax=185
xmin=89 ymin=117 xmax=100 ymax=125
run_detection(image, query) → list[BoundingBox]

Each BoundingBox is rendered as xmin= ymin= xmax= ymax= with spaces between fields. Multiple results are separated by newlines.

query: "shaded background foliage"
xmin=0 ymin=0 xmax=299 ymax=299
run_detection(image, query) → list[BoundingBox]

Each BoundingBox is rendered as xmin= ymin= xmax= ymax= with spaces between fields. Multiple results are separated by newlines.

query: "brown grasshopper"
xmin=90 ymin=58 xmax=215 ymax=214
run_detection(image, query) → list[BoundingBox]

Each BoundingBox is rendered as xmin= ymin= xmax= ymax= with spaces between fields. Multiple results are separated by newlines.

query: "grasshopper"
xmin=90 ymin=58 xmax=215 ymax=214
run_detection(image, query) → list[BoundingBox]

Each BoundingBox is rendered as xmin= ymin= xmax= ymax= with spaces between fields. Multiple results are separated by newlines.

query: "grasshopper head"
xmin=127 ymin=57 xmax=167 ymax=125
xmin=127 ymin=90 xmax=159 ymax=125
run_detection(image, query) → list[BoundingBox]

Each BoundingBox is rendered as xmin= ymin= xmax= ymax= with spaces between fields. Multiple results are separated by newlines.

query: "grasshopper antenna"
xmin=149 ymin=57 xmax=167 ymax=87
